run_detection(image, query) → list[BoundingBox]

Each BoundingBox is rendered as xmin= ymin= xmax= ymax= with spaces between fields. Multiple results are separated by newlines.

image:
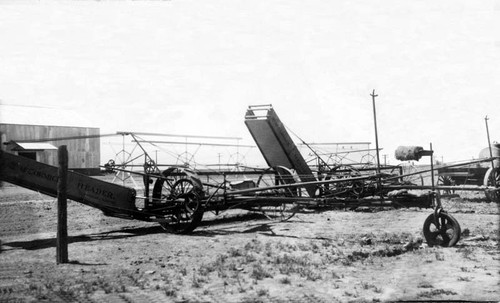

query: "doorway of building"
xmin=18 ymin=151 xmax=37 ymax=161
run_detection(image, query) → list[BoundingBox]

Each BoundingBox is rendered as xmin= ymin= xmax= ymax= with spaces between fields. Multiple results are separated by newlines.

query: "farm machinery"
xmin=1 ymin=105 xmax=499 ymax=248
xmin=436 ymin=143 xmax=500 ymax=199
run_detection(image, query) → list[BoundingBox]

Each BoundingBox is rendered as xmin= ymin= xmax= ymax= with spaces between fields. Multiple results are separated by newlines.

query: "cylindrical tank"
xmin=395 ymin=146 xmax=425 ymax=161
xmin=478 ymin=142 xmax=500 ymax=167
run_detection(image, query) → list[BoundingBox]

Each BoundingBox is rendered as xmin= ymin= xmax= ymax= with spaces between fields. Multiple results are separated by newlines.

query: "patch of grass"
xmin=200 ymin=253 xmax=230 ymax=278
xmin=417 ymin=282 xmax=434 ymax=289
xmin=275 ymin=253 xmax=309 ymax=268
xmin=245 ymin=252 xmax=257 ymax=263
xmin=434 ymin=251 xmax=445 ymax=261
xmin=227 ymin=262 xmax=238 ymax=271
xmin=228 ymin=247 xmax=243 ymax=257
xmin=216 ymin=253 xmax=228 ymax=265
xmin=341 ymin=258 xmax=353 ymax=266
xmin=275 ymin=241 xmax=298 ymax=252
xmin=458 ymin=276 xmax=472 ymax=282
xmin=321 ymin=239 xmax=334 ymax=248
xmin=274 ymin=253 xmax=322 ymax=281
xmin=380 ymin=232 xmax=414 ymax=244
xmin=256 ymin=287 xmax=269 ymax=297
xmin=264 ymin=241 xmax=273 ymax=257
xmin=301 ymin=268 xmax=322 ymax=281
xmin=296 ymin=242 xmax=311 ymax=251
xmin=250 ymin=263 xmax=273 ymax=280
xmin=280 ymin=276 xmax=291 ymax=284
xmin=458 ymin=247 xmax=477 ymax=261
xmin=29 ymin=283 xmax=51 ymax=301
xmin=195 ymin=262 xmax=211 ymax=276
xmin=36 ymin=273 xmax=134 ymax=300
xmin=234 ymin=272 xmax=246 ymax=293
xmin=340 ymin=245 xmax=408 ymax=265
xmin=360 ymin=281 xmax=381 ymax=293
xmin=343 ymin=290 xmax=357 ymax=297
xmin=163 ymin=285 xmax=178 ymax=297
xmin=417 ymin=288 xmax=457 ymax=298
xmin=244 ymin=238 xmax=263 ymax=252
xmin=241 ymin=295 xmax=267 ymax=303
xmin=191 ymin=269 xmax=207 ymax=288
xmin=310 ymin=241 xmax=321 ymax=253
xmin=348 ymin=250 xmax=370 ymax=261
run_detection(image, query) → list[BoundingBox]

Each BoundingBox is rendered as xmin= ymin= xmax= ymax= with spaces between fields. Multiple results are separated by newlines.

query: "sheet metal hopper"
xmin=244 ymin=105 xmax=317 ymax=197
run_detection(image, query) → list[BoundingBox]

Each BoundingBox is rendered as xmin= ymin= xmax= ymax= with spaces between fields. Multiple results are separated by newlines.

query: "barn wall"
xmin=0 ymin=124 xmax=100 ymax=171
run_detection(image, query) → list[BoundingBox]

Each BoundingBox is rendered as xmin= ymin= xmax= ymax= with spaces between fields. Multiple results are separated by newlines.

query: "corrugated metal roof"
xmin=0 ymin=104 xmax=96 ymax=128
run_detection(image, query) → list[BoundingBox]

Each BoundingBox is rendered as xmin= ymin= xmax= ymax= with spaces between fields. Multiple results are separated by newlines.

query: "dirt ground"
xmin=0 ymin=183 xmax=499 ymax=303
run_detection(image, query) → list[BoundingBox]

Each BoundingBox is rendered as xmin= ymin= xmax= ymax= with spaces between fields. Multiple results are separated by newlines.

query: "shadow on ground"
xmin=2 ymin=212 xmax=298 ymax=250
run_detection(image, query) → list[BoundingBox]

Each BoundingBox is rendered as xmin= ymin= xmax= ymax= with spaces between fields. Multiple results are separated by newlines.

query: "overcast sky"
xmin=0 ymin=0 xmax=499 ymax=165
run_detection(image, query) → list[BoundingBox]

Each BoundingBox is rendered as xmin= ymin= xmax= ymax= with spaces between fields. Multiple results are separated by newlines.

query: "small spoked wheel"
xmin=321 ymin=165 xmax=364 ymax=199
xmin=144 ymin=159 xmax=158 ymax=174
xmin=256 ymin=203 xmax=297 ymax=222
xmin=399 ymin=164 xmax=424 ymax=186
xmin=423 ymin=212 xmax=461 ymax=247
xmin=438 ymin=175 xmax=455 ymax=195
xmin=255 ymin=166 xmax=298 ymax=221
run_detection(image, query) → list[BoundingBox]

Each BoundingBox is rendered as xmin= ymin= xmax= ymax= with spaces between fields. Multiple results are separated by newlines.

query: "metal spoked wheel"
xmin=483 ymin=167 xmax=500 ymax=202
xmin=254 ymin=166 xmax=298 ymax=222
xmin=168 ymin=178 xmax=204 ymax=233
xmin=152 ymin=167 xmax=187 ymax=202
xmin=322 ymin=165 xmax=364 ymax=199
xmin=437 ymin=175 xmax=456 ymax=195
xmin=423 ymin=212 xmax=461 ymax=247
xmin=257 ymin=202 xmax=298 ymax=221
xmin=152 ymin=167 xmax=205 ymax=234
xmin=400 ymin=164 xmax=424 ymax=186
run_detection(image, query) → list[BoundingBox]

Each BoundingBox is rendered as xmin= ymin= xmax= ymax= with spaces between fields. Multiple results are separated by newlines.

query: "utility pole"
xmin=371 ymin=90 xmax=382 ymax=179
xmin=485 ymin=116 xmax=495 ymax=169
xmin=485 ymin=116 xmax=499 ymax=200
xmin=218 ymin=153 xmax=221 ymax=171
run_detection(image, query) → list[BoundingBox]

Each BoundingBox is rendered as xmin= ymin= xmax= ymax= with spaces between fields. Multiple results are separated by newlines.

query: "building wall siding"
xmin=0 ymin=124 xmax=100 ymax=170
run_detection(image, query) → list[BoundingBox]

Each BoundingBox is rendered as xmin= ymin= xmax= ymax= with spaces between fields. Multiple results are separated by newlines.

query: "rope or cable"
xmin=283 ymin=124 xmax=331 ymax=171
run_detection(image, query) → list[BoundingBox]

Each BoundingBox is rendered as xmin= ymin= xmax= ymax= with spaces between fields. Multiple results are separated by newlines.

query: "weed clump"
xmin=250 ymin=263 xmax=272 ymax=280
xmin=417 ymin=288 xmax=457 ymax=298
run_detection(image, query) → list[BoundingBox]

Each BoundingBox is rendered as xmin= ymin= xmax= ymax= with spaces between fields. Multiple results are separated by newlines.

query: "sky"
xmin=0 ymin=0 xmax=499 ymax=167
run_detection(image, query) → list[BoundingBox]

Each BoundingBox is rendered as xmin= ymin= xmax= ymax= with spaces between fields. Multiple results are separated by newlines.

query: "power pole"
xmin=371 ymin=90 xmax=382 ymax=188
xmin=485 ymin=116 xmax=494 ymax=169
xmin=218 ymin=153 xmax=221 ymax=171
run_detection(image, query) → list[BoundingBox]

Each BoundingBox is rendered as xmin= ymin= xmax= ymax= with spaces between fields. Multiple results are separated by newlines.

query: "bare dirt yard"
xmin=0 ymin=183 xmax=499 ymax=303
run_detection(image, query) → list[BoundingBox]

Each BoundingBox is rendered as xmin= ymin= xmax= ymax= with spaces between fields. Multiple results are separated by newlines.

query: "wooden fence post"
xmin=57 ymin=145 xmax=68 ymax=264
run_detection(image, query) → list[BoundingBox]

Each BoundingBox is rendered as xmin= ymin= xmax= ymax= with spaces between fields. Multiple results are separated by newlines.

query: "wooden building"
xmin=0 ymin=104 xmax=101 ymax=175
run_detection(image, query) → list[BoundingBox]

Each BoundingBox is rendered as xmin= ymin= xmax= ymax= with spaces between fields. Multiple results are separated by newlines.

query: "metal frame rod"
xmin=117 ymin=131 xmax=242 ymax=140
